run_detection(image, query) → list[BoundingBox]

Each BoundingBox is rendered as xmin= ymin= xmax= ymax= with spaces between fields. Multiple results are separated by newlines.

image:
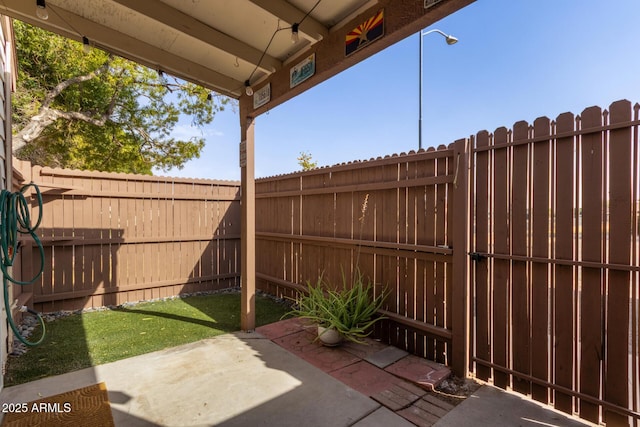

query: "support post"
xmin=240 ymin=116 xmax=255 ymax=331
xmin=451 ymin=138 xmax=470 ymax=377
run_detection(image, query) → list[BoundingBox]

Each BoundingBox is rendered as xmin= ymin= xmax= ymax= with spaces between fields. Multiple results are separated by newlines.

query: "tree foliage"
xmin=12 ymin=21 xmax=231 ymax=174
xmin=297 ymin=151 xmax=317 ymax=171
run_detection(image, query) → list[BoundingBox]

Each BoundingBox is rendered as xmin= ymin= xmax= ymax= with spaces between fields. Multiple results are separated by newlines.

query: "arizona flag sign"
xmin=345 ymin=9 xmax=384 ymax=56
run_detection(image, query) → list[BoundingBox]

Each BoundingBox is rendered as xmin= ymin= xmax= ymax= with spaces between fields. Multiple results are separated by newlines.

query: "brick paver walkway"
xmin=257 ymin=318 xmax=455 ymax=427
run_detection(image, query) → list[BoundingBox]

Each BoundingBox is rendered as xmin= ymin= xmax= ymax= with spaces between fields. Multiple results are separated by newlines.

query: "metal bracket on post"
xmin=469 ymin=252 xmax=487 ymax=262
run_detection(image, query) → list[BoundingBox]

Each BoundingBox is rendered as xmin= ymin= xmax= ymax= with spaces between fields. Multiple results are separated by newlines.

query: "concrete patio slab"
xmin=1 ymin=319 xmax=600 ymax=427
xmin=434 ymin=385 xmax=594 ymax=427
xmin=1 ymin=332 xmax=404 ymax=427
xmin=351 ymin=407 xmax=415 ymax=427
xmin=365 ymin=346 xmax=409 ymax=369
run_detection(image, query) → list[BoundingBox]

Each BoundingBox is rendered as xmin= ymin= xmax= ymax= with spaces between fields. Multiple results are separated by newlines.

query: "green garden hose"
xmin=0 ymin=183 xmax=46 ymax=346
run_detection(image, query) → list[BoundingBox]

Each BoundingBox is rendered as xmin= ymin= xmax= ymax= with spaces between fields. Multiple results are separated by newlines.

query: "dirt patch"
xmin=432 ymin=375 xmax=482 ymax=406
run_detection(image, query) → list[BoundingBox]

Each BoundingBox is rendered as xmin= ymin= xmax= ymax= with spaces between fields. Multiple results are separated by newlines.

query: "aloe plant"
xmin=285 ymin=270 xmax=387 ymax=344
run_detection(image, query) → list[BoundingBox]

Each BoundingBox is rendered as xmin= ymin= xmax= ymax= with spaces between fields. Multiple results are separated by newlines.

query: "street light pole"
xmin=419 ymin=29 xmax=458 ymax=150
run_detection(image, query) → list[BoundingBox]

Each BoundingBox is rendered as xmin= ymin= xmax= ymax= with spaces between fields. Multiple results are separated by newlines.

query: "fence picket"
xmin=633 ymin=103 xmax=640 ymax=427
xmin=531 ymin=116 xmax=551 ymax=404
xmin=157 ymin=179 xmax=169 ymax=291
xmin=445 ymin=148 xmax=455 ymax=366
xmin=434 ymin=149 xmax=447 ymax=364
xmin=554 ymin=111 xmax=576 ymax=415
xmin=398 ymin=159 xmax=409 ymax=346
xmin=493 ymin=127 xmax=510 ymax=389
xmin=333 ymin=168 xmax=353 ymax=285
xmin=579 ymin=106 xmax=605 ymax=424
xmin=511 ymin=120 xmax=530 ymax=395
xmin=605 ymin=100 xmax=632 ymax=426
xmin=474 ymin=130 xmax=491 ymax=382
xmin=406 ymin=157 xmax=419 ymax=355
xmin=424 ymin=151 xmax=437 ymax=360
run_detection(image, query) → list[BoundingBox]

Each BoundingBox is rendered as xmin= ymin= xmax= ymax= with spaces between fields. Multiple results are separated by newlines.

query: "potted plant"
xmin=285 ymin=270 xmax=387 ymax=346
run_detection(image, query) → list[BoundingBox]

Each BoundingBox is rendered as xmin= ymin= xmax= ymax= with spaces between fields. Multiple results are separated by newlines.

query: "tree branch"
xmin=13 ymin=106 xmax=113 ymax=153
xmin=41 ymin=58 xmax=112 ymax=109
xmin=14 ymin=58 xmax=114 ymax=153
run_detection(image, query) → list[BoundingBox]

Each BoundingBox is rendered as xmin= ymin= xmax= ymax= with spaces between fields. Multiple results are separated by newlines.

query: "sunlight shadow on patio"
xmin=0 ymin=332 xmax=387 ymax=426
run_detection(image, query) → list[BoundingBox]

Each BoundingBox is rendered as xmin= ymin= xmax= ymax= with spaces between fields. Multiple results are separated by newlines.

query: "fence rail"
xmin=13 ymin=159 xmax=241 ymax=311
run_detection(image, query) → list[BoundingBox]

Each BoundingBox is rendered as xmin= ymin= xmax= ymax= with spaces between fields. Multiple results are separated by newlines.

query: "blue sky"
xmin=161 ymin=0 xmax=640 ymax=181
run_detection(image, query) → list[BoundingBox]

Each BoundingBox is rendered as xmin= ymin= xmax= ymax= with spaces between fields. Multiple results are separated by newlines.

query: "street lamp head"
xmin=445 ymin=35 xmax=458 ymax=45
xmin=421 ymin=29 xmax=459 ymax=45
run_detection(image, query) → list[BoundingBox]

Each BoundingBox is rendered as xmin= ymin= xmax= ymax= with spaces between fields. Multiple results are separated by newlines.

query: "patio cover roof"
xmin=0 ymin=0 xmax=474 ymax=331
xmin=0 ymin=0 xmax=473 ymax=115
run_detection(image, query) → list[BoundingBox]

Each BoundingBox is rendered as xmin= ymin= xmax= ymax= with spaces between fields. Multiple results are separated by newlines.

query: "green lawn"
xmin=5 ymin=293 xmax=288 ymax=386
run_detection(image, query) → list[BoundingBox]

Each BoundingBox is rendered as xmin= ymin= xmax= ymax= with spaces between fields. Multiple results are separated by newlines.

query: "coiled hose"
xmin=1 ymin=183 xmax=46 ymax=346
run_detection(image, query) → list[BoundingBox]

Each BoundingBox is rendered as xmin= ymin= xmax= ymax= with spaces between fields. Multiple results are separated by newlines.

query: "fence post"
xmin=450 ymin=138 xmax=470 ymax=378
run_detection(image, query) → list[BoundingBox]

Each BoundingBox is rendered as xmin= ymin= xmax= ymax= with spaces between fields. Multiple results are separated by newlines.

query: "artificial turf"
xmin=4 ymin=292 xmax=288 ymax=386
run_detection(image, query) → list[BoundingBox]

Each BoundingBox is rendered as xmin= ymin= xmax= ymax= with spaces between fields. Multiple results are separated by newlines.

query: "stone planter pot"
xmin=317 ymin=325 xmax=342 ymax=346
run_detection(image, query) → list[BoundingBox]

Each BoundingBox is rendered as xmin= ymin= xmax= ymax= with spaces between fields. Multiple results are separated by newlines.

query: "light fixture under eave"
xmin=244 ymin=80 xmax=253 ymax=96
xmin=291 ymin=23 xmax=300 ymax=43
xmin=36 ymin=0 xmax=48 ymax=20
xmin=82 ymin=36 xmax=91 ymax=54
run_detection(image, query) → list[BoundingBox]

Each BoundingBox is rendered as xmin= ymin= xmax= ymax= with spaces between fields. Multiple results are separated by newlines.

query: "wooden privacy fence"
xmin=256 ymin=99 xmax=639 ymax=426
xmin=12 ymin=160 xmax=241 ymax=312
xmin=469 ymin=99 xmax=640 ymax=426
xmin=7 ymin=99 xmax=639 ymax=426
xmin=255 ymin=140 xmax=469 ymax=376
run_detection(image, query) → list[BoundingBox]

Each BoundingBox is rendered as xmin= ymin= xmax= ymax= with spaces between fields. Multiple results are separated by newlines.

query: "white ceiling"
xmin=0 ymin=0 xmax=377 ymax=98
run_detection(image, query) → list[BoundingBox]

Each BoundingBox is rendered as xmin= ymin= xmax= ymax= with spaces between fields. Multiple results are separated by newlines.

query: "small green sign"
xmin=290 ymin=54 xmax=315 ymax=88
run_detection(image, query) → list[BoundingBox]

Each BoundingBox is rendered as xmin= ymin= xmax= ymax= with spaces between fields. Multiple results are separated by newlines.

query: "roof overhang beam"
xmin=249 ymin=0 xmax=329 ymax=42
xmin=0 ymin=0 xmax=244 ymax=97
xmin=112 ymin=0 xmax=281 ymax=74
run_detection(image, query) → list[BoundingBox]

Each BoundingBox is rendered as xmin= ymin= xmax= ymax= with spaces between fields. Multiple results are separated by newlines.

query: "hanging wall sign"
xmin=423 ymin=0 xmax=444 ymax=9
xmin=253 ymin=83 xmax=271 ymax=109
xmin=290 ymin=53 xmax=315 ymax=88
xmin=345 ymin=9 xmax=384 ymax=56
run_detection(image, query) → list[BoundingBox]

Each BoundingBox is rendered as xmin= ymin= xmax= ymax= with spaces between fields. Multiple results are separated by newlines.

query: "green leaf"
xmin=12 ymin=21 xmax=234 ymax=173
xmin=283 ymin=268 xmax=388 ymax=343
